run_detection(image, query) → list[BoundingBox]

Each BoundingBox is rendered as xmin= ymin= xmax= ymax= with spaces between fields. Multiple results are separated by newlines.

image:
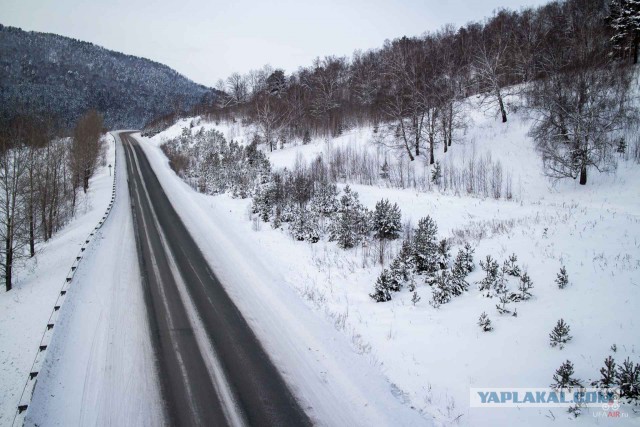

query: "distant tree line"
xmin=190 ymin=0 xmax=636 ymax=185
xmin=0 ymin=110 xmax=105 ymax=291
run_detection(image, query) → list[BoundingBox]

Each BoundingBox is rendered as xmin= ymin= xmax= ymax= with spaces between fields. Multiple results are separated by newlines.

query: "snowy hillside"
xmin=145 ymin=81 xmax=640 ymax=426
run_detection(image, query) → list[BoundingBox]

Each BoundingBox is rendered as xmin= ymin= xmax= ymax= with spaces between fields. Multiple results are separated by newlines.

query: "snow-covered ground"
xmin=0 ymin=135 xmax=116 ymax=424
xmin=25 ymin=133 xmax=164 ymax=426
xmin=147 ymin=91 xmax=640 ymax=426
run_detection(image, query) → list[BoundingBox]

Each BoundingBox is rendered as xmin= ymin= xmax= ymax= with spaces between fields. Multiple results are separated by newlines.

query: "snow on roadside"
xmin=0 ymin=135 xmax=116 ymax=424
xmin=25 ymin=133 xmax=164 ymax=426
xmin=137 ymin=133 xmax=432 ymax=426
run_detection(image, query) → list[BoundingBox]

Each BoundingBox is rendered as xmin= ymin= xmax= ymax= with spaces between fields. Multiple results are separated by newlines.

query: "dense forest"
xmin=0 ymin=24 xmax=217 ymax=130
xmin=179 ymin=0 xmax=638 ymax=186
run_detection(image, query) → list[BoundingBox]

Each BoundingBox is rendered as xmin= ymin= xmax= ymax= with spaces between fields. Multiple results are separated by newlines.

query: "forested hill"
xmin=0 ymin=24 xmax=215 ymax=129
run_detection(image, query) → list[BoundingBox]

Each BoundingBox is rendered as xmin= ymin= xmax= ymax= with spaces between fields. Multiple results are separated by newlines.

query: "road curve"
xmin=121 ymin=132 xmax=312 ymax=427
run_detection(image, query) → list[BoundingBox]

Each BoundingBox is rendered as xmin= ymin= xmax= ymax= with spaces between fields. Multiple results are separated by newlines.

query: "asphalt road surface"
xmin=121 ymin=132 xmax=311 ymax=427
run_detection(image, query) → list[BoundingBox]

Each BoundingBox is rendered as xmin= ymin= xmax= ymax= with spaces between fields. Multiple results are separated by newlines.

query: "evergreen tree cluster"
xmin=162 ymin=128 xmax=271 ymax=198
xmin=552 ymin=354 xmax=640 ymax=406
xmin=369 ymin=215 xmax=478 ymax=306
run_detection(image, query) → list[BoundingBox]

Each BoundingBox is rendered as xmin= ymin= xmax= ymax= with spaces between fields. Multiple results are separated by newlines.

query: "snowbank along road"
xmin=121 ymin=132 xmax=311 ymax=426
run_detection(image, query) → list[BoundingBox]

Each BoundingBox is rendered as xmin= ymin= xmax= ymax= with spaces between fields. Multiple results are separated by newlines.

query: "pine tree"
xmin=413 ymin=216 xmax=439 ymax=275
xmin=607 ymin=0 xmax=640 ymax=64
xmin=495 ymin=293 xmax=512 ymax=315
xmin=549 ymin=319 xmax=573 ymax=349
xmin=551 ymin=360 xmax=583 ymax=390
xmin=459 ymin=243 xmax=475 ymax=274
xmin=310 ymin=181 xmax=339 ymax=217
xmin=437 ymin=239 xmax=451 ymax=269
xmin=388 ymin=257 xmax=407 ymax=292
xmin=517 ymin=272 xmax=534 ymax=301
xmin=431 ymin=161 xmax=442 ymax=185
xmin=555 ymin=266 xmax=569 ymax=289
xmin=503 ymin=253 xmax=521 ymax=277
xmin=370 ymin=269 xmax=392 ymax=302
xmin=451 ymin=250 xmax=470 ymax=296
xmin=372 ymin=199 xmax=402 ymax=240
xmin=380 ymin=159 xmax=390 ymax=180
xmin=478 ymin=255 xmax=499 ymax=292
xmin=478 ymin=312 xmax=493 ymax=332
xmin=411 ymin=291 xmax=421 ymax=306
xmin=329 ymin=185 xmax=369 ymax=249
xmin=591 ymin=356 xmax=617 ymax=389
xmin=430 ymin=270 xmax=452 ymax=308
xmin=617 ymin=357 xmax=640 ymax=401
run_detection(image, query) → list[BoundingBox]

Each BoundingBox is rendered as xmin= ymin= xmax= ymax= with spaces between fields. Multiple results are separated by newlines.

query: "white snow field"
xmin=0 ymin=134 xmax=117 ymax=425
xmin=145 ymin=84 xmax=640 ymax=426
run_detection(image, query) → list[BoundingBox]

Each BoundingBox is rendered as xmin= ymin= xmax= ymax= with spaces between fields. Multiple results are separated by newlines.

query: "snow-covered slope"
xmin=147 ymin=85 xmax=640 ymax=426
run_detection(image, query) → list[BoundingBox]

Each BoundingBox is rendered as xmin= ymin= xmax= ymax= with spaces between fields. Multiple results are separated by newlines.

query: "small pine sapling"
xmin=411 ymin=291 xmax=421 ymax=306
xmin=461 ymin=243 xmax=475 ymax=273
xmin=370 ymin=269 xmax=392 ymax=302
xmin=478 ymin=255 xmax=499 ymax=293
xmin=555 ymin=266 xmax=569 ymax=289
xmin=549 ymin=319 xmax=573 ymax=349
xmin=431 ymin=161 xmax=442 ymax=185
xmin=430 ymin=270 xmax=452 ymax=308
xmin=478 ymin=312 xmax=493 ymax=332
xmin=495 ymin=293 xmax=512 ymax=315
xmin=503 ymin=253 xmax=521 ymax=277
xmin=437 ymin=239 xmax=451 ymax=269
xmin=591 ymin=356 xmax=616 ymax=389
xmin=450 ymin=254 xmax=470 ymax=296
xmin=517 ymin=272 xmax=534 ymax=300
xmin=551 ymin=360 xmax=583 ymax=390
xmin=617 ymin=357 xmax=640 ymax=401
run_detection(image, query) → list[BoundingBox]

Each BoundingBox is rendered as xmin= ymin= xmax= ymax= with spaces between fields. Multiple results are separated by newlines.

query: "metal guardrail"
xmin=12 ymin=136 xmax=119 ymax=426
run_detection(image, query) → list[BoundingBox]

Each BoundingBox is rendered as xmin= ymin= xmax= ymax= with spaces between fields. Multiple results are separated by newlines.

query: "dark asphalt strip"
xmin=121 ymin=133 xmax=312 ymax=427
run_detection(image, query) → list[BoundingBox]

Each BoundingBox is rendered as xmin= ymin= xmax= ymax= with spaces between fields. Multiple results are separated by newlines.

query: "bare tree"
xmin=0 ymin=120 xmax=30 ymax=291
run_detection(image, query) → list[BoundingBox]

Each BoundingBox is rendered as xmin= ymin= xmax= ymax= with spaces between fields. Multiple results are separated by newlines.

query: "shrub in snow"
xmin=411 ymin=291 xmax=421 ymax=306
xmin=549 ymin=318 xmax=572 ymax=349
xmin=450 ymin=259 xmax=470 ymax=296
xmin=430 ymin=270 xmax=453 ymax=308
xmin=431 ymin=161 xmax=442 ymax=185
xmin=503 ymin=253 xmax=521 ymax=277
xmin=413 ymin=216 xmax=440 ymax=275
xmin=617 ymin=357 xmax=640 ymax=401
xmin=551 ymin=360 xmax=583 ymax=390
xmin=456 ymin=243 xmax=475 ymax=274
xmin=555 ymin=266 xmax=569 ymax=289
xmin=371 ymin=199 xmax=402 ymax=240
xmin=591 ymin=356 xmax=617 ymax=390
xmin=495 ymin=294 xmax=512 ymax=315
xmin=478 ymin=255 xmax=499 ymax=293
xmin=478 ymin=312 xmax=493 ymax=332
xmin=511 ymin=272 xmax=533 ymax=301
xmin=370 ymin=269 xmax=392 ymax=302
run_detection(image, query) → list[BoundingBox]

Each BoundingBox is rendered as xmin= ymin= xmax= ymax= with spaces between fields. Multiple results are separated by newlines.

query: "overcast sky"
xmin=1 ymin=0 xmax=550 ymax=87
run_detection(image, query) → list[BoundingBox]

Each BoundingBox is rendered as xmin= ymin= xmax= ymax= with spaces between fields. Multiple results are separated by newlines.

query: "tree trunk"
xmin=429 ymin=135 xmax=435 ymax=165
xmin=5 ymin=233 xmax=11 ymax=292
xmin=498 ymin=94 xmax=507 ymax=123
xmin=633 ymin=37 xmax=638 ymax=65
xmin=579 ymin=165 xmax=587 ymax=185
xmin=29 ymin=212 xmax=35 ymax=257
